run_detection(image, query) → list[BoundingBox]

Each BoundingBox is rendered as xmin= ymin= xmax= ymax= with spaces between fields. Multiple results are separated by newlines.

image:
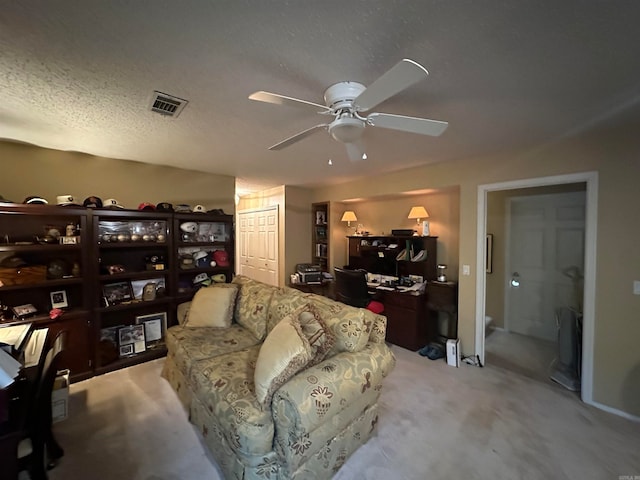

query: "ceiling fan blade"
xmin=345 ymin=140 xmax=366 ymax=161
xmin=268 ymin=124 xmax=328 ymax=150
xmin=367 ymin=112 xmax=448 ymax=136
xmin=249 ymin=91 xmax=330 ymax=114
xmin=353 ymin=59 xmax=429 ymax=112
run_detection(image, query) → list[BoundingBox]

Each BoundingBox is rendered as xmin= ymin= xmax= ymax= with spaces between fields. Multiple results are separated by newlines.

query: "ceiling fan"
xmin=249 ymin=59 xmax=448 ymax=161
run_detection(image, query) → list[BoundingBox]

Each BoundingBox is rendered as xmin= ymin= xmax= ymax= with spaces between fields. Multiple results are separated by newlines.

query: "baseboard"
xmin=587 ymin=399 xmax=640 ymax=423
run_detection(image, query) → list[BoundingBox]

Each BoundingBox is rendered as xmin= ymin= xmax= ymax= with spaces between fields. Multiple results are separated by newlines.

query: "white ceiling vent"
xmin=149 ymin=91 xmax=188 ymax=118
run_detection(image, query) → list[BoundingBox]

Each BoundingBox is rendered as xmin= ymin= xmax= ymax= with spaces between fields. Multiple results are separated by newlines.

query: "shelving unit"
xmin=173 ymin=211 xmax=234 ymax=303
xmin=347 ymin=235 xmax=438 ymax=281
xmin=0 ymin=204 xmax=92 ymax=381
xmin=312 ymin=202 xmax=329 ymax=272
xmin=90 ymin=209 xmax=173 ymax=374
xmin=0 ymin=204 xmax=236 ymax=380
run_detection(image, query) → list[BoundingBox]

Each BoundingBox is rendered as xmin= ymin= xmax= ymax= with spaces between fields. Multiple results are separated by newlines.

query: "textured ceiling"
xmin=1 ymin=1 xmax=640 ymax=194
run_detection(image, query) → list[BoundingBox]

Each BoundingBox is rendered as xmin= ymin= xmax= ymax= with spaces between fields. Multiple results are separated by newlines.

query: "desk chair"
xmin=333 ymin=267 xmax=384 ymax=313
xmin=18 ymin=330 xmax=67 ymax=479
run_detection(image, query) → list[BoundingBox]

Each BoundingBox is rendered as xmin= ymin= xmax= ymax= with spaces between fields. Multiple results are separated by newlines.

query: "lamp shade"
xmin=408 ymin=206 xmax=429 ymax=220
xmin=341 ymin=211 xmax=358 ymax=222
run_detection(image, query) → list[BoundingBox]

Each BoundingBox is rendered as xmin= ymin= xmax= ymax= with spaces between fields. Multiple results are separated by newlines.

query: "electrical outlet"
xmin=462 ymin=265 xmax=470 ymax=276
xmin=634 ymin=280 xmax=640 ymax=295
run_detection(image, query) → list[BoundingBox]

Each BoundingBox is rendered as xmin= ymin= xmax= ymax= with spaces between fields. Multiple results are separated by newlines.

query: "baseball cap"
xmin=83 ymin=196 xmax=103 ymax=208
xmin=193 ymin=204 xmax=206 ymax=213
xmin=156 ymin=202 xmax=174 ymax=212
xmin=213 ymin=250 xmax=229 ymax=267
xmin=180 ymin=222 xmax=198 ymax=233
xmin=103 ymin=198 xmax=124 ymax=209
xmin=57 ymin=195 xmax=81 ymax=206
xmin=193 ymin=251 xmax=209 ymax=267
xmin=174 ymin=204 xmax=192 ymax=213
xmin=138 ymin=202 xmax=155 ymax=211
xmin=193 ymin=272 xmax=210 ymax=284
xmin=23 ymin=196 xmax=48 ymax=205
xmin=208 ymin=208 xmax=226 ymax=215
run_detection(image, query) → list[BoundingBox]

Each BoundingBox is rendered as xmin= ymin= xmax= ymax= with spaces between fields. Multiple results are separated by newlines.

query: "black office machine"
xmin=296 ymin=263 xmax=322 ymax=284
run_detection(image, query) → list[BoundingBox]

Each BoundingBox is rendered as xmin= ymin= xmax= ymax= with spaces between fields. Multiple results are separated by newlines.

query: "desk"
xmin=374 ymin=290 xmax=428 ymax=351
xmin=426 ymin=281 xmax=458 ymax=341
xmin=289 ymin=280 xmax=335 ymax=299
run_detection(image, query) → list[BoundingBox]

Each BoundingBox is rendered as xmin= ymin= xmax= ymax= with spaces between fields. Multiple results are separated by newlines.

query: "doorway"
xmin=485 ymin=188 xmax=586 ymax=385
xmin=475 ymin=172 xmax=598 ymax=405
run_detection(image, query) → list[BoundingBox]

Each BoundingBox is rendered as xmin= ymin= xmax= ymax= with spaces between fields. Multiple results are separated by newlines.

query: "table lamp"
xmin=341 ymin=211 xmax=358 ymax=228
xmin=408 ymin=206 xmax=429 ymax=236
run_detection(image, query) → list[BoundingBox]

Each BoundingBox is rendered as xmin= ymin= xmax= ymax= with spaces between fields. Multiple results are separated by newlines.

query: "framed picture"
xmin=102 ymin=281 xmax=133 ymax=306
xmin=135 ymin=312 xmax=167 ymax=347
xmin=50 ymin=290 xmax=68 ymax=309
xmin=12 ymin=303 xmax=37 ymax=318
xmin=486 ymin=234 xmax=494 ymax=274
xmin=315 ymin=210 xmax=326 ymax=225
xmin=119 ymin=344 xmax=134 ymax=357
xmin=131 ymin=278 xmax=165 ymax=300
xmin=118 ymin=324 xmax=146 ymax=354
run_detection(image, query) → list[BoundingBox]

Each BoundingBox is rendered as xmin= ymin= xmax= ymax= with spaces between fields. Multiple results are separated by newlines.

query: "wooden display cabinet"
xmin=173 ymin=211 xmax=234 ymax=303
xmin=90 ymin=209 xmax=173 ymax=375
xmin=0 ymin=204 xmax=92 ymax=381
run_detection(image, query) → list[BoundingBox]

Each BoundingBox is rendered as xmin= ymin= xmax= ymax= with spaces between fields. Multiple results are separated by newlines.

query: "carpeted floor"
xmin=44 ymin=344 xmax=639 ymax=480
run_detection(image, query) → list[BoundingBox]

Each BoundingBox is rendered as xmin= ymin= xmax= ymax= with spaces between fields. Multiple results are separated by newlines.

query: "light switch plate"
xmin=462 ymin=265 xmax=470 ymax=276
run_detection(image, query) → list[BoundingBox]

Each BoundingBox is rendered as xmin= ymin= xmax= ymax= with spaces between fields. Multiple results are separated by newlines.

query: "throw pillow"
xmin=254 ymin=313 xmax=313 ymax=407
xmin=184 ymin=283 xmax=239 ymax=328
xmin=297 ymin=303 xmax=335 ymax=366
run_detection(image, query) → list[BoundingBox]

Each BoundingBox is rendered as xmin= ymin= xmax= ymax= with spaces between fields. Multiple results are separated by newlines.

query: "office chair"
xmin=333 ymin=267 xmax=384 ymax=313
xmin=18 ymin=330 xmax=67 ymax=479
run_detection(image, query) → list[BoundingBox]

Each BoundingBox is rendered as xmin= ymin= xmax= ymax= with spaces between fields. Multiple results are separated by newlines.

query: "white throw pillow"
xmin=184 ymin=283 xmax=239 ymax=328
xmin=254 ymin=312 xmax=313 ymax=407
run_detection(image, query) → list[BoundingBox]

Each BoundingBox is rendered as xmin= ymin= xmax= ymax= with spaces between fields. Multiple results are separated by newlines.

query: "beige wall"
xmin=312 ymin=128 xmax=640 ymax=417
xmin=0 ymin=141 xmax=235 ymax=213
xmin=237 ymin=185 xmax=312 ymax=286
xmin=329 ymin=189 xmax=460 ymax=279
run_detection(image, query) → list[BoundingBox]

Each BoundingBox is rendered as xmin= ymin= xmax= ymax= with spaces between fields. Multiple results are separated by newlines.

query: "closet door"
xmin=237 ymin=206 xmax=278 ymax=286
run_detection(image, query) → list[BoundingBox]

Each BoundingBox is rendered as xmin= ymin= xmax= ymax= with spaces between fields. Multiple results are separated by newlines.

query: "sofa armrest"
xmin=271 ymin=342 xmax=395 ymax=435
xmin=176 ymin=301 xmax=191 ymax=325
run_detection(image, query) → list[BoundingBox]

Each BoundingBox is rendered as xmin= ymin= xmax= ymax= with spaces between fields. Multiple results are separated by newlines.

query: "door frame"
xmin=475 ymin=171 xmax=598 ymax=405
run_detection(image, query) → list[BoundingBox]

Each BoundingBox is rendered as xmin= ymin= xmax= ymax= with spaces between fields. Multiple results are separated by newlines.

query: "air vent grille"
xmin=149 ymin=91 xmax=188 ymax=117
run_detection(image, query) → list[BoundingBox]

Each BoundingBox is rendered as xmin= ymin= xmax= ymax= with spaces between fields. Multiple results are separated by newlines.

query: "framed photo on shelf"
xmin=119 ymin=344 xmax=134 ymax=357
xmin=315 ymin=210 xmax=326 ymax=225
xmin=118 ymin=324 xmax=146 ymax=354
xmin=102 ymin=281 xmax=133 ymax=306
xmin=50 ymin=290 xmax=68 ymax=309
xmin=11 ymin=303 xmax=37 ymax=318
xmin=135 ymin=312 xmax=167 ymax=347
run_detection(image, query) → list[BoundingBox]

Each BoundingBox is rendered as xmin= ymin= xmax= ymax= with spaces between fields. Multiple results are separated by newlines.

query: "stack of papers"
xmin=0 ymin=348 xmax=21 ymax=388
xmin=0 ymin=324 xmax=31 ymax=354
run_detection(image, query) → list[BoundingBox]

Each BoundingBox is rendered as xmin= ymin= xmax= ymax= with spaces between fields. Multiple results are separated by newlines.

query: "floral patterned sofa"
xmin=161 ymin=275 xmax=396 ymax=480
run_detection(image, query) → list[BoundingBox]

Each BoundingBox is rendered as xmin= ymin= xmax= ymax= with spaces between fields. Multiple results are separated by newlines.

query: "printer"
xmin=296 ymin=263 xmax=322 ymax=284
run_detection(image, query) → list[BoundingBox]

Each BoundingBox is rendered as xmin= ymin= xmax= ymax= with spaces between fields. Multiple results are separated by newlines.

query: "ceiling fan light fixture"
xmin=328 ymin=117 xmax=365 ymax=143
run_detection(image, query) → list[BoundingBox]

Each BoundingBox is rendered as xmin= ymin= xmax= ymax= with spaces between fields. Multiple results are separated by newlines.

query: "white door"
xmin=505 ymin=192 xmax=585 ymax=341
xmin=237 ymin=207 xmax=279 ymax=286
